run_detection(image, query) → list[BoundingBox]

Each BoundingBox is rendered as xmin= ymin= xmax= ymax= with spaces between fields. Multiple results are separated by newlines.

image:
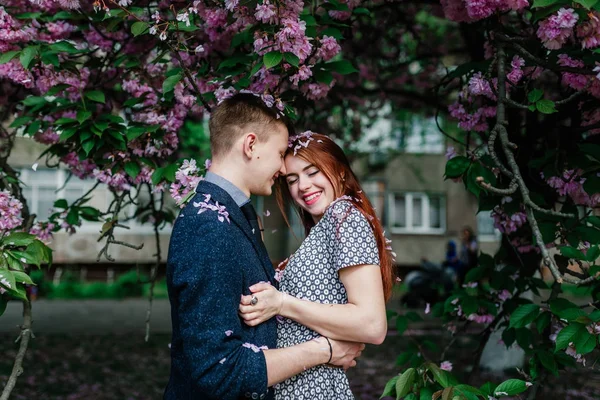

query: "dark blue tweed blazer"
xmin=164 ymin=180 xmax=277 ymax=400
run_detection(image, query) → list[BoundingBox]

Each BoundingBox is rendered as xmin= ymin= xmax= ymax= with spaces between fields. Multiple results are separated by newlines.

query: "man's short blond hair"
xmin=209 ymin=93 xmax=290 ymax=157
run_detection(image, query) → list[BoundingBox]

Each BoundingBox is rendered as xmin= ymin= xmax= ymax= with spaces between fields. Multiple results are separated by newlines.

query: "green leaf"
xmin=124 ymin=162 xmax=141 ymax=179
xmin=396 ymin=351 xmax=413 ymax=366
xmin=163 ymin=73 xmax=182 ymax=94
xmin=283 ymin=52 xmax=300 ymax=68
xmin=396 ymin=315 xmax=409 ymax=335
xmin=536 ymin=350 xmax=558 ymax=375
xmin=535 ymin=99 xmax=557 ymax=114
xmin=77 ymin=111 xmax=92 ymax=124
xmin=381 ymin=376 xmax=398 ymax=398
xmin=131 ymin=21 xmax=149 ymax=36
xmin=502 ymin=327 xmax=516 ymax=348
xmin=395 ymin=368 xmax=416 ymax=399
xmin=494 ymin=379 xmax=529 ymax=396
xmin=9 ymin=116 xmax=33 ymax=128
xmin=0 ymin=270 xmax=16 ymax=293
xmin=0 ymin=296 xmax=7 ymax=317
xmin=353 ymin=7 xmax=371 ymax=15
xmin=556 ymin=307 xmax=588 ymax=322
xmin=465 ymin=266 xmax=487 ymax=283
xmin=510 ymin=304 xmax=540 ymax=328
xmin=426 ymin=363 xmax=456 ymax=388
xmin=527 ymin=89 xmax=544 ymax=103
xmin=314 ymin=69 xmax=334 ymax=85
xmin=535 ymin=311 xmax=551 ymax=333
xmin=326 ymin=60 xmax=358 ymax=75
xmin=263 ymin=52 xmax=283 ymax=69
xmin=321 ymin=27 xmax=344 ymax=39
xmin=532 ymin=0 xmax=560 ymax=7
xmin=82 ymin=139 xmax=95 ymax=156
xmin=11 ymin=271 xmax=34 ymax=285
xmin=574 ymin=0 xmax=599 ymax=9
xmin=0 ymin=50 xmax=19 ymax=65
xmin=1 ymin=232 xmax=36 ymax=247
xmin=85 ymin=91 xmax=105 ymax=104
xmin=445 ymin=156 xmax=470 ymax=178
xmin=559 ymin=246 xmax=586 ymax=260
xmin=550 ymin=298 xmax=579 ymax=314
xmin=20 ymin=46 xmax=39 ymax=69
xmin=49 ymin=40 xmax=79 ymax=54
xmin=555 ymin=323 xmax=583 ymax=351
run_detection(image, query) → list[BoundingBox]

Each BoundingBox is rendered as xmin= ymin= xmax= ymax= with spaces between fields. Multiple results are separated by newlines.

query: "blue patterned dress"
xmin=275 ymin=199 xmax=380 ymax=400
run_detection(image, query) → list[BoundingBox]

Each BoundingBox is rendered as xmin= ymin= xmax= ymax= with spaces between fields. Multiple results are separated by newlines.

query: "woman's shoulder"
xmin=323 ymin=197 xmax=371 ymax=226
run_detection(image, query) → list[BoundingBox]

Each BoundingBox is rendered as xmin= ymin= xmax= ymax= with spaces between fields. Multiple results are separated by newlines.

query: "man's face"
xmin=248 ymin=123 xmax=289 ymax=196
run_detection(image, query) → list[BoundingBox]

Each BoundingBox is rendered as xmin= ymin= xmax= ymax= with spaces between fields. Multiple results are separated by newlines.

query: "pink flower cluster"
xmin=491 ymin=207 xmax=527 ymax=234
xmin=545 ymin=170 xmax=600 ymax=207
xmin=60 ymin=152 xmax=97 ymax=180
xmin=0 ymin=189 xmax=23 ymax=232
xmin=507 ymin=56 xmax=525 ymax=84
xmin=536 ymin=8 xmax=579 ymax=50
xmin=170 ymin=159 xmax=204 ymax=207
xmin=448 ymin=101 xmax=496 ymax=132
xmin=576 ymin=12 xmax=600 ymax=49
xmin=193 ymin=193 xmax=230 ymax=223
xmin=29 ymin=221 xmax=55 ymax=243
xmin=441 ymin=0 xmax=529 ymax=23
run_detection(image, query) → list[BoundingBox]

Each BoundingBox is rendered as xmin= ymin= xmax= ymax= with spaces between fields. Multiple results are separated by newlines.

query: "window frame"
xmin=387 ymin=192 xmax=446 ymax=235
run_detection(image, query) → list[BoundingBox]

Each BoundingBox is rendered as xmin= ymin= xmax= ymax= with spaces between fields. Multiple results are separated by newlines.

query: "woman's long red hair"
xmin=275 ymin=133 xmax=395 ymax=302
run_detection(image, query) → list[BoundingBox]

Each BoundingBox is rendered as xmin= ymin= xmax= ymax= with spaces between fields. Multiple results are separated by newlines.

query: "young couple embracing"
xmin=164 ymin=93 xmax=394 ymax=400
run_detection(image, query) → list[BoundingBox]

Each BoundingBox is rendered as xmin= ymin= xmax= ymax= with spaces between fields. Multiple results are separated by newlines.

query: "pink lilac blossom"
xmin=255 ymin=1 xmax=277 ymax=23
xmin=193 ymin=194 xmax=230 ymax=223
xmin=316 ymin=36 xmax=341 ymax=61
xmin=93 ymin=169 xmax=132 ymax=192
xmin=61 ymin=152 xmax=97 ymax=179
xmin=440 ymin=361 xmax=453 ymax=371
xmin=498 ymin=289 xmax=511 ymax=301
xmin=545 ymin=169 xmax=600 ymax=207
xmin=507 ymin=56 xmax=525 ymax=84
xmin=29 ymin=221 xmax=55 ymax=243
xmin=491 ymin=207 xmax=527 ymax=234
xmin=558 ymin=54 xmax=588 ymax=90
xmin=0 ymin=189 xmax=23 ymax=232
xmin=302 ymin=82 xmax=333 ymax=101
xmin=576 ymin=13 xmax=600 ymax=49
xmin=467 ymin=313 xmax=494 ymax=324
xmin=445 ymin=146 xmax=457 ymax=160
xmin=536 ymin=8 xmax=579 ymax=50
xmin=468 ymin=72 xmax=495 ymax=99
xmin=289 ymin=65 xmax=312 ymax=86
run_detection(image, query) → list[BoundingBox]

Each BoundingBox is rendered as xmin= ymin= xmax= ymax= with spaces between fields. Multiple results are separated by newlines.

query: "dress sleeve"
xmin=326 ymin=200 xmax=380 ymax=271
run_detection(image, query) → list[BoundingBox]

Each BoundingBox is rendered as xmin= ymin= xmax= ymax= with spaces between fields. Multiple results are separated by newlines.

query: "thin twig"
xmin=0 ymin=301 xmax=34 ymax=400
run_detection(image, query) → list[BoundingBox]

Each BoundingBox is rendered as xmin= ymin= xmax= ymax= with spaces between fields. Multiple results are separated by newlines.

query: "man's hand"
xmin=320 ymin=337 xmax=365 ymax=371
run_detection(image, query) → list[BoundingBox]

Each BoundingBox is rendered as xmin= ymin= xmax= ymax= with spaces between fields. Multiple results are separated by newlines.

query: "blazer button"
xmin=252 ymin=393 xmax=259 ymax=399
xmin=245 ymin=392 xmax=251 ymax=398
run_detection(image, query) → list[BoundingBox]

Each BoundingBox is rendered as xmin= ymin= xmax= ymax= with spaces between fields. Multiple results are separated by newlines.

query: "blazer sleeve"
xmin=169 ymin=217 xmax=269 ymax=400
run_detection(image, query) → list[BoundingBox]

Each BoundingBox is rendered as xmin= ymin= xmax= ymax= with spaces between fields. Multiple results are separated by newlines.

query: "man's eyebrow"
xmin=285 ymin=164 xmax=316 ymax=178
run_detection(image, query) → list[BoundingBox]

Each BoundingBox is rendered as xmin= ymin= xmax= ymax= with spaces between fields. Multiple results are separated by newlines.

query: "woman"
xmin=238 ymin=132 xmax=394 ymax=399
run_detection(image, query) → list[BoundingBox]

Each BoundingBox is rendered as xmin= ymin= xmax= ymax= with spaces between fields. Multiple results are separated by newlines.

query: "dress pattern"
xmin=275 ymin=199 xmax=380 ymax=400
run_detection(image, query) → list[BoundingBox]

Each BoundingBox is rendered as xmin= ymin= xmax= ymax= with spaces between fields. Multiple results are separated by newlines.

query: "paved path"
xmin=1 ymin=299 xmax=172 ymax=334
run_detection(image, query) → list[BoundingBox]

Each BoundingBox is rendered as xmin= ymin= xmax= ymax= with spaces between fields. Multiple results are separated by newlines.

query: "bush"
xmin=112 ymin=270 xmax=146 ymax=299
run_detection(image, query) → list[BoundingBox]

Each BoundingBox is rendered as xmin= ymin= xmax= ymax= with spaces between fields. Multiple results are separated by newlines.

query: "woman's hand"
xmin=239 ymin=282 xmax=285 ymax=326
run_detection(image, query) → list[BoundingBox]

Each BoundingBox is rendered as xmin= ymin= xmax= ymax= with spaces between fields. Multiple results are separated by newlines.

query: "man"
xmin=164 ymin=93 xmax=363 ymax=400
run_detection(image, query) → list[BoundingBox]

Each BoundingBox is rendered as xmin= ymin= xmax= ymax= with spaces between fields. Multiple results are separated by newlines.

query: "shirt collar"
xmin=204 ymin=171 xmax=250 ymax=207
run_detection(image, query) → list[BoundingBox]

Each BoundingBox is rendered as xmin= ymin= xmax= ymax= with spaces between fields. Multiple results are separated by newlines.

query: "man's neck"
xmin=208 ymin=161 xmax=250 ymax=198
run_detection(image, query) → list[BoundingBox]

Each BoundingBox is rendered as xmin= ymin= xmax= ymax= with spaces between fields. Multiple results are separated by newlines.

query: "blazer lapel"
xmin=195 ymin=181 xmax=276 ymax=284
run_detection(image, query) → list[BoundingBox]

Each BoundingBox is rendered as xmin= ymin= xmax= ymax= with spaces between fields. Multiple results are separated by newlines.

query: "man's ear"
xmin=242 ymin=132 xmax=258 ymax=159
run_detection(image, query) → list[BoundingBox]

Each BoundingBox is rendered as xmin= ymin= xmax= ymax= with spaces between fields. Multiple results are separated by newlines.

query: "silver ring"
xmin=250 ymin=295 xmax=258 ymax=306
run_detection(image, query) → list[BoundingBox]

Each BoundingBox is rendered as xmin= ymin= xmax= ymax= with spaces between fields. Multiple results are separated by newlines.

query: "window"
xmin=19 ymin=168 xmax=170 ymax=234
xmin=20 ymin=169 xmax=99 ymax=221
xmin=389 ymin=192 xmax=446 ymax=234
xmin=476 ymin=211 xmax=501 ymax=241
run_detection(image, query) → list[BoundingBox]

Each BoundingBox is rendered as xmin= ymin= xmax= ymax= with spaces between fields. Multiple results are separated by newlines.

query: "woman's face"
xmin=284 ymin=155 xmax=336 ymax=223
